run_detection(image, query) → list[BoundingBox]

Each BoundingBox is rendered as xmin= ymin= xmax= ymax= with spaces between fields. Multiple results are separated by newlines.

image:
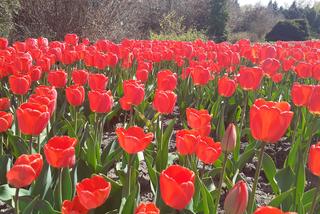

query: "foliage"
xmin=0 ymin=0 xmax=20 ymax=37
xmin=207 ymin=0 xmax=228 ymax=42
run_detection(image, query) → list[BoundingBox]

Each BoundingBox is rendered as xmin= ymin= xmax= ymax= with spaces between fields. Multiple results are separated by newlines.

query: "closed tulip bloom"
xmin=196 ymin=136 xmax=222 ymax=164
xmin=72 ymin=69 xmax=89 ymax=85
xmin=160 ymin=165 xmax=195 ymax=210
xmin=271 ymin=73 xmax=283 ymax=83
xmin=6 ymin=154 xmax=43 ymax=188
xmin=157 ymin=69 xmax=177 ymax=91
xmin=0 ymin=37 xmax=8 ymax=49
xmin=66 ymin=85 xmax=85 ymax=106
xmin=136 ymin=69 xmax=149 ymax=83
xmin=35 ymin=85 xmax=58 ymax=102
xmin=119 ymin=80 xmax=145 ymax=111
xmin=176 ymin=129 xmax=199 ymax=155
xmin=28 ymin=94 xmax=56 ymax=116
xmin=221 ymin=123 xmax=237 ymax=153
xmin=88 ymin=73 xmax=108 ymax=90
xmin=62 ymin=196 xmax=88 ymax=214
xmin=238 ymin=67 xmax=263 ymax=91
xmin=186 ymin=108 xmax=211 ymax=136
xmin=64 ymin=34 xmax=79 ymax=46
xmin=294 ymin=62 xmax=312 ymax=79
xmin=190 ymin=66 xmax=210 ymax=86
xmin=16 ymin=102 xmax=50 ymax=136
xmin=115 ymin=126 xmax=154 ymax=154
xmin=312 ymin=63 xmax=320 ymax=81
xmin=135 ymin=202 xmax=160 ymax=214
xmin=48 ymin=70 xmax=67 ymax=88
xmin=29 ymin=66 xmax=42 ymax=82
xmin=308 ymin=85 xmax=320 ymax=115
xmin=88 ymin=90 xmax=113 ymax=113
xmin=0 ymin=98 xmax=10 ymax=111
xmin=291 ymin=83 xmax=313 ymax=107
xmin=224 ymin=180 xmax=248 ymax=214
xmin=0 ymin=111 xmax=13 ymax=132
xmin=308 ymin=142 xmax=320 ymax=176
xmin=9 ymin=74 xmax=31 ymax=95
xmin=152 ymin=90 xmax=176 ymax=114
xmin=261 ymin=58 xmax=280 ymax=77
xmin=218 ymin=76 xmax=237 ymax=97
xmin=76 ymin=175 xmax=111 ymax=210
xmin=250 ymin=99 xmax=293 ymax=143
xmin=254 ymin=206 xmax=297 ymax=214
xmin=44 ymin=136 xmax=77 ymax=168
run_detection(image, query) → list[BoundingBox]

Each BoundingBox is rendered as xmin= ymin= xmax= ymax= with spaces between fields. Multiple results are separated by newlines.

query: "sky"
xmin=238 ymin=0 xmax=318 ymax=7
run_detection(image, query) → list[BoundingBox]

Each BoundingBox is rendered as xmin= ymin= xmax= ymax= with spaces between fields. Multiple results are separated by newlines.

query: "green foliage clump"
xmin=207 ymin=0 xmax=228 ymax=42
xmin=265 ymin=19 xmax=310 ymax=41
xmin=150 ymin=11 xmax=207 ymax=42
xmin=0 ymin=0 xmax=20 ymax=37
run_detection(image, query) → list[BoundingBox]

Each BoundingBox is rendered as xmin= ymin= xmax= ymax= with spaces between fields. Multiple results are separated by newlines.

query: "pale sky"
xmin=238 ymin=0 xmax=318 ymax=8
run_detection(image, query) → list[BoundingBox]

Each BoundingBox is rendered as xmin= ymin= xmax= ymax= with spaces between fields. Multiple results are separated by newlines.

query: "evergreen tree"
xmin=207 ymin=0 xmax=228 ymax=42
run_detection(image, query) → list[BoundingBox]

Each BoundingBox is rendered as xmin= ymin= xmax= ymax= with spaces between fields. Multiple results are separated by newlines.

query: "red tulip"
xmin=62 ymin=196 xmax=88 ymax=214
xmin=72 ymin=69 xmax=89 ymax=85
xmin=88 ymin=90 xmax=113 ymax=113
xmin=48 ymin=70 xmax=67 ymax=88
xmin=295 ymin=62 xmax=312 ymax=79
xmin=0 ymin=111 xmax=13 ymax=133
xmin=28 ymin=66 xmax=42 ymax=82
xmin=308 ymin=142 xmax=320 ymax=176
xmin=115 ymin=126 xmax=154 ymax=154
xmin=88 ymin=73 xmax=108 ymax=90
xmin=6 ymin=154 xmax=43 ymax=188
xmin=254 ymin=206 xmax=297 ymax=214
xmin=136 ymin=69 xmax=149 ymax=83
xmin=190 ymin=66 xmax=210 ymax=86
xmin=119 ymin=80 xmax=145 ymax=111
xmin=218 ymin=76 xmax=237 ymax=97
xmin=271 ymin=73 xmax=283 ymax=83
xmin=224 ymin=180 xmax=248 ymax=214
xmin=312 ymin=63 xmax=320 ymax=81
xmin=152 ymin=90 xmax=176 ymax=114
xmin=308 ymin=85 xmax=320 ymax=115
xmin=34 ymin=85 xmax=58 ymax=102
xmin=237 ymin=67 xmax=263 ymax=91
xmin=66 ymin=85 xmax=85 ymax=106
xmin=44 ymin=136 xmax=77 ymax=168
xmin=186 ymin=108 xmax=211 ymax=136
xmin=250 ymin=99 xmax=293 ymax=143
xmin=221 ymin=123 xmax=237 ymax=153
xmin=157 ymin=69 xmax=177 ymax=91
xmin=261 ymin=58 xmax=280 ymax=77
xmin=176 ymin=129 xmax=199 ymax=155
xmin=76 ymin=175 xmax=111 ymax=210
xmin=64 ymin=34 xmax=79 ymax=46
xmin=196 ymin=136 xmax=221 ymax=164
xmin=28 ymin=94 xmax=56 ymax=116
xmin=160 ymin=165 xmax=195 ymax=210
xmin=16 ymin=102 xmax=50 ymax=136
xmin=0 ymin=37 xmax=8 ymax=49
xmin=291 ymin=83 xmax=313 ymax=107
xmin=9 ymin=74 xmax=31 ymax=95
xmin=135 ymin=202 xmax=160 ymax=214
xmin=0 ymin=98 xmax=10 ymax=111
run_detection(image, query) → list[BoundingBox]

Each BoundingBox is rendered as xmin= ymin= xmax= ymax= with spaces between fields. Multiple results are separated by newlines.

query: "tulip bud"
xmin=221 ymin=123 xmax=237 ymax=152
xmin=224 ymin=180 xmax=248 ymax=214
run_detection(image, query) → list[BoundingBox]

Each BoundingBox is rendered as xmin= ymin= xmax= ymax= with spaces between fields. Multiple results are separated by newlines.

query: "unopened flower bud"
xmin=221 ymin=123 xmax=237 ymax=152
xmin=224 ymin=180 xmax=248 ymax=214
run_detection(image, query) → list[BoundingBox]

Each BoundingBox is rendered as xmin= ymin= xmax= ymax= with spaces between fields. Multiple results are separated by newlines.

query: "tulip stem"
xmin=130 ymin=108 xmax=134 ymax=126
xmin=248 ymin=143 xmax=266 ymax=214
xmin=239 ymin=92 xmax=248 ymax=135
xmin=0 ymin=134 xmax=3 ymax=156
xmin=310 ymin=177 xmax=320 ymax=214
xmin=74 ymin=107 xmax=77 ymax=136
xmin=14 ymin=188 xmax=20 ymax=214
xmin=29 ymin=135 xmax=33 ymax=154
xmin=214 ymin=151 xmax=228 ymax=213
xmin=38 ymin=136 xmax=41 ymax=153
xmin=126 ymin=155 xmax=134 ymax=196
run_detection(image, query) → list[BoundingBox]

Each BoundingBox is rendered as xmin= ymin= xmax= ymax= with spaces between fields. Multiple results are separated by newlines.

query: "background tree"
xmin=207 ymin=0 xmax=229 ymax=42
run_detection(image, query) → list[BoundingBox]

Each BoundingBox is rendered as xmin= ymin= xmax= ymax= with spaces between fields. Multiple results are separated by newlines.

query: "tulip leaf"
xmin=262 ymin=152 xmax=280 ymax=194
xmin=196 ymin=176 xmax=214 ymax=214
xmin=31 ymin=163 xmax=52 ymax=199
xmin=120 ymin=186 xmax=137 ymax=214
xmin=143 ymin=152 xmax=158 ymax=192
xmin=7 ymin=133 xmax=29 ymax=158
xmin=21 ymin=195 xmax=40 ymax=214
xmin=236 ymin=146 xmax=255 ymax=171
xmin=295 ymin=154 xmax=306 ymax=207
xmin=269 ymin=188 xmax=295 ymax=207
xmin=275 ymin=166 xmax=294 ymax=193
xmin=302 ymin=187 xmax=317 ymax=207
xmin=61 ymin=168 xmax=73 ymax=201
xmin=0 ymin=184 xmax=29 ymax=201
xmin=0 ymin=155 xmax=11 ymax=185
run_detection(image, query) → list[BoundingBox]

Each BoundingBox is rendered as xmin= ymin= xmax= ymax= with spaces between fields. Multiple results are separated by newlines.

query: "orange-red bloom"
xmin=62 ymin=196 xmax=88 ymax=214
xmin=190 ymin=66 xmax=210 ymax=86
xmin=9 ymin=74 xmax=31 ymax=95
xmin=136 ymin=69 xmax=149 ymax=83
xmin=157 ymin=69 xmax=177 ymax=91
xmin=250 ymin=99 xmax=293 ymax=143
xmin=160 ymin=165 xmax=195 ymax=210
xmin=28 ymin=94 xmax=56 ymax=116
xmin=0 ymin=111 xmax=13 ymax=133
xmin=119 ymin=80 xmax=145 ymax=111
xmin=196 ymin=136 xmax=221 ymax=164
xmin=0 ymin=98 xmax=10 ymax=111
xmin=254 ymin=206 xmax=297 ymax=214
xmin=176 ymin=129 xmax=199 ymax=155
xmin=218 ymin=76 xmax=237 ymax=97
xmin=307 ymin=85 xmax=320 ymax=115
xmin=135 ymin=202 xmax=160 ymax=214
xmin=48 ymin=70 xmax=67 ymax=88
xmin=237 ymin=67 xmax=263 ymax=91
xmin=88 ymin=90 xmax=113 ymax=113
xmin=72 ymin=69 xmax=88 ymax=85
xmin=16 ymin=102 xmax=50 ymax=136
xmin=186 ymin=108 xmax=211 ymax=136
xmin=294 ymin=62 xmax=312 ymax=79
xmin=76 ymin=175 xmax=111 ymax=210
xmin=115 ymin=126 xmax=154 ymax=154
xmin=224 ymin=180 xmax=248 ymax=214
xmin=44 ymin=136 xmax=77 ymax=168
xmin=6 ymin=154 xmax=43 ymax=188
xmin=308 ymin=142 xmax=320 ymax=176
xmin=66 ymin=85 xmax=85 ymax=106
xmin=88 ymin=73 xmax=108 ymax=90
xmin=291 ymin=83 xmax=313 ymax=107
xmin=153 ymin=90 xmax=176 ymax=114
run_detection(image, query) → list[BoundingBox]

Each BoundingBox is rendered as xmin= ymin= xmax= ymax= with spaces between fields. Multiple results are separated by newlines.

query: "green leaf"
xmin=61 ymin=168 xmax=73 ymax=201
xmin=269 ymin=188 xmax=295 ymax=207
xmin=21 ymin=195 xmax=40 ymax=214
xmin=275 ymin=167 xmax=294 ymax=193
xmin=7 ymin=133 xmax=28 ymax=158
xmin=262 ymin=153 xmax=279 ymax=194
xmin=31 ymin=163 xmax=52 ymax=199
xmin=143 ymin=152 xmax=158 ymax=191
xmin=0 ymin=185 xmax=29 ymax=201
xmin=0 ymin=155 xmax=11 ymax=185
xmin=295 ymin=155 xmax=306 ymax=206
xmin=302 ymin=187 xmax=317 ymax=207
xmin=236 ymin=147 xmax=255 ymax=171
xmin=120 ymin=187 xmax=137 ymax=214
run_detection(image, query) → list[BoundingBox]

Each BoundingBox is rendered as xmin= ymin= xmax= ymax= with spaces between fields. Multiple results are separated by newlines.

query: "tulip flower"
xmin=196 ymin=136 xmax=221 ymax=164
xmin=224 ymin=180 xmax=248 ymax=214
xmin=291 ymin=83 xmax=313 ymax=107
xmin=136 ymin=69 xmax=149 ymax=83
xmin=157 ymin=69 xmax=177 ymax=91
xmin=9 ymin=74 xmax=31 ymax=95
xmin=254 ymin=206 xmax=297 ymax=214
xmin=308 ymin=142 xmax=320 ymax=176
xmin=135 ymin=202 xmax=160 ymax=214
xmin=64 ymin=34 xmax=79 ymax=46
xmin=0 ymin=37 xmax=8 ymax=49
xmin=76 ymin=175 xmax=111 ymax=210
xmin=308 ymin=85 xmax=320 ymax=115
xmin=48 ymin=70 xmax=67 ymax=88
xmin=28 ymin=94 xmax=56 ymax=117
xmin=44 ymin=136 xmax=77 ymax=168
xmin=218 ymin=76 xmax=237 ymax=97
xmin=88 ymin=90 xmax=113 ymax=113
xmin=0 ymin=98 xmax=10 ymax=111
xmin=295 ymin=62 xmax=312 ymax=79
xmin=119 ymin=80 xmax=145 ymax=111
xmin=62 ymin=196 xmax=88 ymax=214
xmin=115 ymin=126 xmax=154 ymax=154
xmin=160 ymin=165 xmax=195 ymax=210
xmin=0 ymin=111 xmax=13 ymax=133
xmin=237 ymin=67 xmax=263 ymax=91
xmin=6 ymin=154 xmax=43 ymax=188
xmin=28 ymin=66 xmax=42 ymax=82
xmin=72 ymin=69 xmax=89 ymax=85
xmin=66 ymin=85 xmax=85 ymax=107
xmin=186 ymin=108 xmax=211 ymax=136
xmin=190 ymin=66 xmax=210 ymax=86
xmin=88 ymin=73 xmax=108 ymax=90
xmin=175 ymin=129 xmax=199 ymax=155
xmin=152 ymin=90 xmax=176 ymax=114
xmin=221 ymin=123 xmax=237 ymax=153
xmin=261 ymin=58 xmax=280 ymax=77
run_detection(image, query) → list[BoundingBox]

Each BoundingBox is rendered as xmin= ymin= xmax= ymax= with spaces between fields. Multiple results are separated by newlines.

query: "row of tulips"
xmin=0 ymin=34 xmax=320 ymax=214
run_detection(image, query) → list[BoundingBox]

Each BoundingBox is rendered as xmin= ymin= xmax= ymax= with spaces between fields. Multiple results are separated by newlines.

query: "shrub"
xmin=265 ymin=19 xmax=310 ymax=41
